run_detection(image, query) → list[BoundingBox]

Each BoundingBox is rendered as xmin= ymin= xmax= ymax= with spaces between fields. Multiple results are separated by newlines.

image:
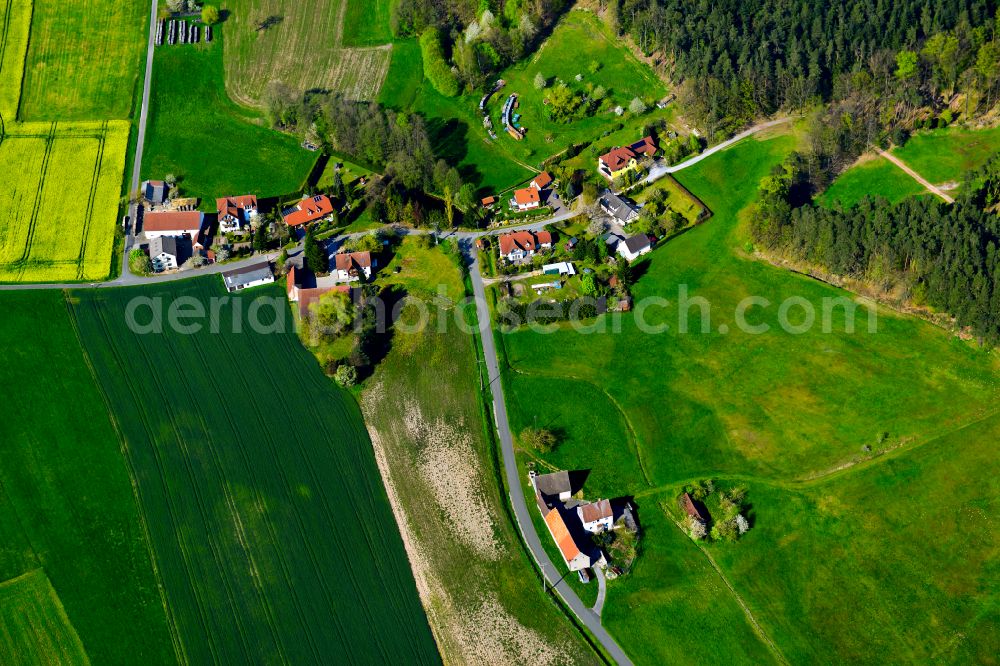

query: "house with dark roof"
xmin=216 ymin=194 xmax=258 ymax=234
xmin=282 ymin=194 xmax=334 ymax=227
xmin=221 ymin=260 xmax=274 ymax=292
xmin=617 ymin=234 xmax=652 ymax=262
xmin=577 ymin=499 xmax=614 ymax=533
xmin=599 ymin=191 xmax=640 ymax=225
xmin=334 ymin=251 xmax=374 ymax=282
xmin=149 ymin=236 xmax=191 ymax=273
xmin=598 ymin=136 xmax=657 ymax=181
xmin=142 ymin=180 xmax=168 ymax=205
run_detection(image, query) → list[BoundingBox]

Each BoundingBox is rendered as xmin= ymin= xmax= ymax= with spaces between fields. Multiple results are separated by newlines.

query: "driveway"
xmin=466 ymin=244 xmax=633 ymax=666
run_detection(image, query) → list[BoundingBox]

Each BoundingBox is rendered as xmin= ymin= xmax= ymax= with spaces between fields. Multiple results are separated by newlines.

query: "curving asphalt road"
xmin=466 ymin=245 xmax=634 ymax=666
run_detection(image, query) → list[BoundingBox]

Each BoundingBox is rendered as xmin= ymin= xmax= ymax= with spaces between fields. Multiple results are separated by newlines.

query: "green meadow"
xmin=817 ymin=155 xmax=925 ymax=208
xmin=893 ymin=125 xmax=1000 ymax=185
xmin=142 ymin=26 xmax=317 ymax=201
xmin=493 ymin=132 xmax=1000 ymax=663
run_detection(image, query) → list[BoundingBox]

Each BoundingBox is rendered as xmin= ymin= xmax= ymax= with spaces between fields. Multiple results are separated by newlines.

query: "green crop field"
xmin=0 ymin=121 xmax=128 ymax=282
xmin=223 ymin=0 xmax=391 ymax=107
xmin=0 ymin=290 xmax=175 ymax=663
xmin=817 ymin=154 xmax=926 ymax=208
xmin=361 ymin=239 xmax=600 ymax=664
xmin=891 ymin=125 xmax=1000 ymax=186
xmin=19 ymin=0 xmax=146 ymax=120
xmin=141 ymin=28 xmax=317 ymax=201
xmin=492 ymin=133 xmax=1000 ymax=663
xmin=0 ymin=570 xmax=88 ymax=666
xmin=68 ymin=278 xmax=438 ymax=664
xmin=0 ymin=0 xmax=31 ymax=119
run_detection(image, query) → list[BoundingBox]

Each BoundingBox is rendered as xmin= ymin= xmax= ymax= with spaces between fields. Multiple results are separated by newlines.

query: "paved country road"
xmin=466 ymin=245 xmax=634 ymax=666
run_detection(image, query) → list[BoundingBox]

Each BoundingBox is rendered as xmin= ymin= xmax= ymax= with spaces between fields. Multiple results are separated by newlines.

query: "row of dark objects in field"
xmin=155 ymin=19 xmax=211 ymax=46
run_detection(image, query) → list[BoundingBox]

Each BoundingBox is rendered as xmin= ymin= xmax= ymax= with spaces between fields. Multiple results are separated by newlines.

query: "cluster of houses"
xmin=530 ymin=470 xmax=637 ymax=581
xmin=497 ymin=229 xmax=553 ymax=262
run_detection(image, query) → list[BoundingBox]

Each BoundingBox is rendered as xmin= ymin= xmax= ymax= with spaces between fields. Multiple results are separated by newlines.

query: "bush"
xmin=420 ymin=29 xmax=460 ymax=97
xmin=334 ymin=364 xmax=358 ymax=387
xmin=128 ymin=248 xmax=152 ymax=275
xmin=629 ymin=97 xmax=647 ymax=114
xmin=534 ymin=72 xmax=547 ymax=89
xmin=201 ymin=5 xmax=219 ymax=24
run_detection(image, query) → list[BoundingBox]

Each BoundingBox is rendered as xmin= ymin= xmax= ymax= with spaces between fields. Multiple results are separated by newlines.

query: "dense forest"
xmin=607 ymin=0 xmax=1000 ymax=138
xmin=750 ymin=154 xmax=1000 ymax=341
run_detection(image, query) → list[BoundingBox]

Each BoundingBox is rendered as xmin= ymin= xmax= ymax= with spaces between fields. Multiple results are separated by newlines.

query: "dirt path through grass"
xmin=877 ymin=148 xmax=955 ymax=203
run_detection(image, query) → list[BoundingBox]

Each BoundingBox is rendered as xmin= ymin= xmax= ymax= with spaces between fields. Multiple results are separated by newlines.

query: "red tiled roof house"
xmin=498 ymin=230 xmax=552 ymax=262
xmin=598 ymin=135 xmax=657 ymax=181
xmin=143 ymin=210 xmax=204 ymax=246
xmin=217 ymin=194 xmax=258 ymax=233
xmin=334 ymin=251 xmax=374 ymax=282
xmin=510 ymin=187 xmax=540 ymax=212
xmin=282 ymin=194 xmax=334 ymax=227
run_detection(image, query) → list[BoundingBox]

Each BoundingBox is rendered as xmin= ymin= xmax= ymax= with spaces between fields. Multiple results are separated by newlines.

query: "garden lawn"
xmin=361 ymin=238 xmax=600 ymax=664
xmin=892 ymin=125 xmax=1000 ymax=186
xmin=68 ymin=278 xmax=438 ymax=665
xmin=377 ymin=38 xmax=423 ymax=110
xmin=817 ymin=154 xmax=926 ymax=208
xmin=633 ymin=174 xmax=706 ymax=224
xmin=141 ymin=27 xmax=317 ymax=201
xmin=0 ymin=290 xmax=174 ymax=663
xmin=19 ymin=0 xmax=147 ymax=120
xmin=495 ymin=131 xmax=1000 ymax=663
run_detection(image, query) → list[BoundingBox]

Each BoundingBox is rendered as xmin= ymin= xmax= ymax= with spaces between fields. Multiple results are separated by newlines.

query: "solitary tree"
xmin=334 ymin=364 xmax=358 ymax=387
xmin=129 ymin=248 xmax=152 ymax=275
xmin=253 ymin=223 xmax=269 ymax=253
xmin=629 ymin=97 xmax=647 ymax=114
xmin=534 ymin=72 xmax=547 ymax=90
xmin=303 ymin=226 xmax=327 ymax=273
xmin=201 ymin=5 xmax=220 ymax=24
xmin=520 ymin=427 xmax=558 ymax=453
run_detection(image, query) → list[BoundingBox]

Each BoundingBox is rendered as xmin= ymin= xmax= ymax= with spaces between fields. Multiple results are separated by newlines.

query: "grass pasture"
xmin=892 ymin=125 xmax=1000 ymax=186
xmin=223 ymin=0 xmax=391 ymax=107
xmin=0 ymin=0 xmax=31 ymax=119
xmin=69 ymin=278 xmax=438 ymax=664
xmin=817 ymin=154 xmax=926 ymax=208
xmin=342 ymin=0 xmax=392 ymax=47
xmin=0 ymin=570 xmax=88 ymax=666
xmin=19 ymin=0 xmax=147 ymax=120
xmin=494 ymin=133 xmax=1000 ymax=663
xmin=0 ymin=290 xmax=174 ymax=663
xmin=361 ymin=239 xmax=599 ymax=664
xmin=141 ymin=28 xmax=316 ymax=200
xmin=0 ymin=121 xmax=127 ymax=282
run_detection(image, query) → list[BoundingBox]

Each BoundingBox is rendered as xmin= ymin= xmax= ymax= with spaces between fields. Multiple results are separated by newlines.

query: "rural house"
xmin=682 ymin=492 xmax=710 ymax=525
xmin=598 ymin=136 xmax=657 ymax=181
xmin=142 ymin=179 xmax=169 ymax=205
xmin=498 ymin=230 xmax=552 ymax=262
xmin=510 ymin=187 xmax=541 ymax=211
xmin=578 ymin=499 xmax=614 ymax=533
xmin=617 ymin=234 xmax=652 ymax=262
xmin=216 ymin=194 xmax=259 ymax=234
xmin=481 ymin=195 xmax=497 ymax=209
xmin=286 ymin=265 xmax=353 ymax=318
xmin=334 ymin=251 xmax=374 ymax=282
xmin=221 ymin=260 xmax=274 ymax=292
xmin=531 ymin=171 xmax=553 ymax=191
xmin=282 ymin=194 xmax=334 ymax=227
xmin=143 ymin=210 xmax=204 ymax=246
xmin=543 ymin=507 xmax=592 ymax=572
xmin=148 ymin=235 xmax=187 ymax=272
xmin=599 ymin=191 xmax=640 ymax=225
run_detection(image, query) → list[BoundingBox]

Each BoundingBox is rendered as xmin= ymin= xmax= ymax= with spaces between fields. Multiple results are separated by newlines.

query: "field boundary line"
xmin=664 ymin=509 xmax=790 ymax=666
xmin=76 ymin=121 xmax=106 ymax=279
xmin=61 ymin=291 xmax=190 ymax=665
